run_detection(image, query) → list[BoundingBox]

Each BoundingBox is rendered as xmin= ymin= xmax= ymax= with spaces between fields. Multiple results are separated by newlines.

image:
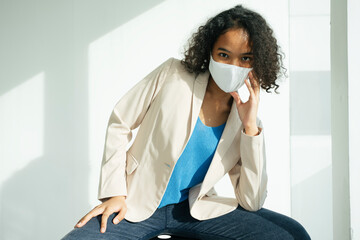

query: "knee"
xmin=286 ymin=218 xmax=311 ymax=240
xmin=259 ymin=210 xmax=311 ymax=239
xmin=60 ymin=231 xmax=75 ymax=240
xmin=293 ymin=225 xmax=311 ymax=239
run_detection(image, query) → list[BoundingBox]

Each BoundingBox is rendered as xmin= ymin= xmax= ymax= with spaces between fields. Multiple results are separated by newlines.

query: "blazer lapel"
xmin=189 ymin=71 xmax=241 ymax=198
xmin=199 ymin=100 xmax=240 ymax=196
xmin=190 ymin=72 xmax=208 ymax=132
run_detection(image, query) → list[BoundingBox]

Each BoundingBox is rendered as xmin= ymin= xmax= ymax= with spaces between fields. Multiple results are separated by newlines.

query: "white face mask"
xmin=208 ymin=55 xmax=252 ymax=93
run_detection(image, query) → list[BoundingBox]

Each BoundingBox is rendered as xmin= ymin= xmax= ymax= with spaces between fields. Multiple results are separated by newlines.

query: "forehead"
xmin=214 ymin=28 xmax=252 ymax=52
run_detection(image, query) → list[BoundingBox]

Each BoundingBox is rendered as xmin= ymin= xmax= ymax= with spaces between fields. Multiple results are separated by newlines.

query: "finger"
xmin=244 ymin=78 xmax=255 ymax=97
xmin=113 ymin=207 xmax=127 ymax=224
xmin=229 ymin=91 xmax=243 ymax=105
xmin=100 ymin=211 xmax=111 ymax=233
xmin=249 ymin=71 xmax=260 ymax=97
xmin=75 ymin=206 xmax=103 ymax=228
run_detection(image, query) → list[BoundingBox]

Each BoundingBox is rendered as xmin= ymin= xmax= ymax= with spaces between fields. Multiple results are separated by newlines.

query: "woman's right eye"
xmin=219 ymin=53 xmax=229 ymax=58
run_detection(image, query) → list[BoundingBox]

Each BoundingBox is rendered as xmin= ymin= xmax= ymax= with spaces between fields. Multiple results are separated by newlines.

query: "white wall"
xmin=0 ymin=1 xmax=290 ymax=239
xmin=348 ymin=0 xmax=360 ymax=238
xmin=289 ymin=0 xmax=333 ymax=239
xmin=331 ymin=0 xmax=352 ymax=239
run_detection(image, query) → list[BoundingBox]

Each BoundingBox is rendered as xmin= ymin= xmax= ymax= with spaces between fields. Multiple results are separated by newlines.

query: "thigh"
xmin=167 ymin=201 xmax=309 ymax=240
xmin=61 ymin=210 xmax=166 ymax=240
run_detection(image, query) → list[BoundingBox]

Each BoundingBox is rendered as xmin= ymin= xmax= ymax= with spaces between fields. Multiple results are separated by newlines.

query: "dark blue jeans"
xmin=61 ymin=199 xmax=310 ymax=240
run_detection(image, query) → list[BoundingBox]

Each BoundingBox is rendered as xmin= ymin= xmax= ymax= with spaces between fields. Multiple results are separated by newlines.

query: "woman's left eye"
xmin=242 ymin=56 xmax=252 ymax=61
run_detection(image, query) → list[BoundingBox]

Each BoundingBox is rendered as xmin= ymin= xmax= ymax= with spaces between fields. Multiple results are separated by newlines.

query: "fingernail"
xmin=113 ymin=218 xmax=119 ymax=224
xmin=101 ymin=227 xmax=105 ymax=233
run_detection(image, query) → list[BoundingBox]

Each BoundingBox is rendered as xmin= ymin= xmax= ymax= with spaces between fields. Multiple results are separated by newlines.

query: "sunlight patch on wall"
xmin=0 ymin=72 xmax=44 ymax=184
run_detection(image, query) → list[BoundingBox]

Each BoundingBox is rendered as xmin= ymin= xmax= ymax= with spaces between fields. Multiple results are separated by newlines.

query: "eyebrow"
xmin=218 ymin=47 xmax=231 ymax=53
xmin=217 ymin=47 xmax=253 ymax=55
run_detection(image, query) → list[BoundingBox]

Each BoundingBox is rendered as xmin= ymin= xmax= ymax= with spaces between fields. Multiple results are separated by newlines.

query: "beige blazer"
xmin=97 ymin=58 xmax=268 ymax=223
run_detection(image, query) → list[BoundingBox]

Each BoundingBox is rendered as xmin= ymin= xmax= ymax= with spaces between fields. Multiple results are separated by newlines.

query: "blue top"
xmin=158 ymin=116 xmax=226 ymax=208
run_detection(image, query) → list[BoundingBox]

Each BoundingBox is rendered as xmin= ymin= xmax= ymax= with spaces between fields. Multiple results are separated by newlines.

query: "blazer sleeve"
xmin=228 ymin=117 xmax=268 ymax=211
xmin=97 ymin=58 xmax=175 ymax=202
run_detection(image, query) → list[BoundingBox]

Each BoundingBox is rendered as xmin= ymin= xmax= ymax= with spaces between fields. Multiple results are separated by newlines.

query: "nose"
xmin=230 ymin=58 xmax=242 ymax=67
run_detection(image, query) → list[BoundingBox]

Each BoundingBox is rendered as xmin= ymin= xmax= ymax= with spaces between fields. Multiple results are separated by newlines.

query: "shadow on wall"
xmin=0 ymin=0 xmax=165 ymax=239
xmin=290 ymin=71 xmax=331 ymax=136
xmin=290 ymin=70 xmax=332 ymax=239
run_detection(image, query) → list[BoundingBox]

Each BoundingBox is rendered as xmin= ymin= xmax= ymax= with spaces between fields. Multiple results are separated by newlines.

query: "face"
xmin=211 ymin=28 xmax=253 ymax=68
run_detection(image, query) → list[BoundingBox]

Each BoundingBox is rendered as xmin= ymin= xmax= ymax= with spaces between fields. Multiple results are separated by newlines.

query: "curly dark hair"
xmin=181 ymin=5 xmax=285 ymax=93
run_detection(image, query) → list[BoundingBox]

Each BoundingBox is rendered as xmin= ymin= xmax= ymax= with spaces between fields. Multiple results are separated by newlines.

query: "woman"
xmin=62 ymin=5 xmax=310 ymax=240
